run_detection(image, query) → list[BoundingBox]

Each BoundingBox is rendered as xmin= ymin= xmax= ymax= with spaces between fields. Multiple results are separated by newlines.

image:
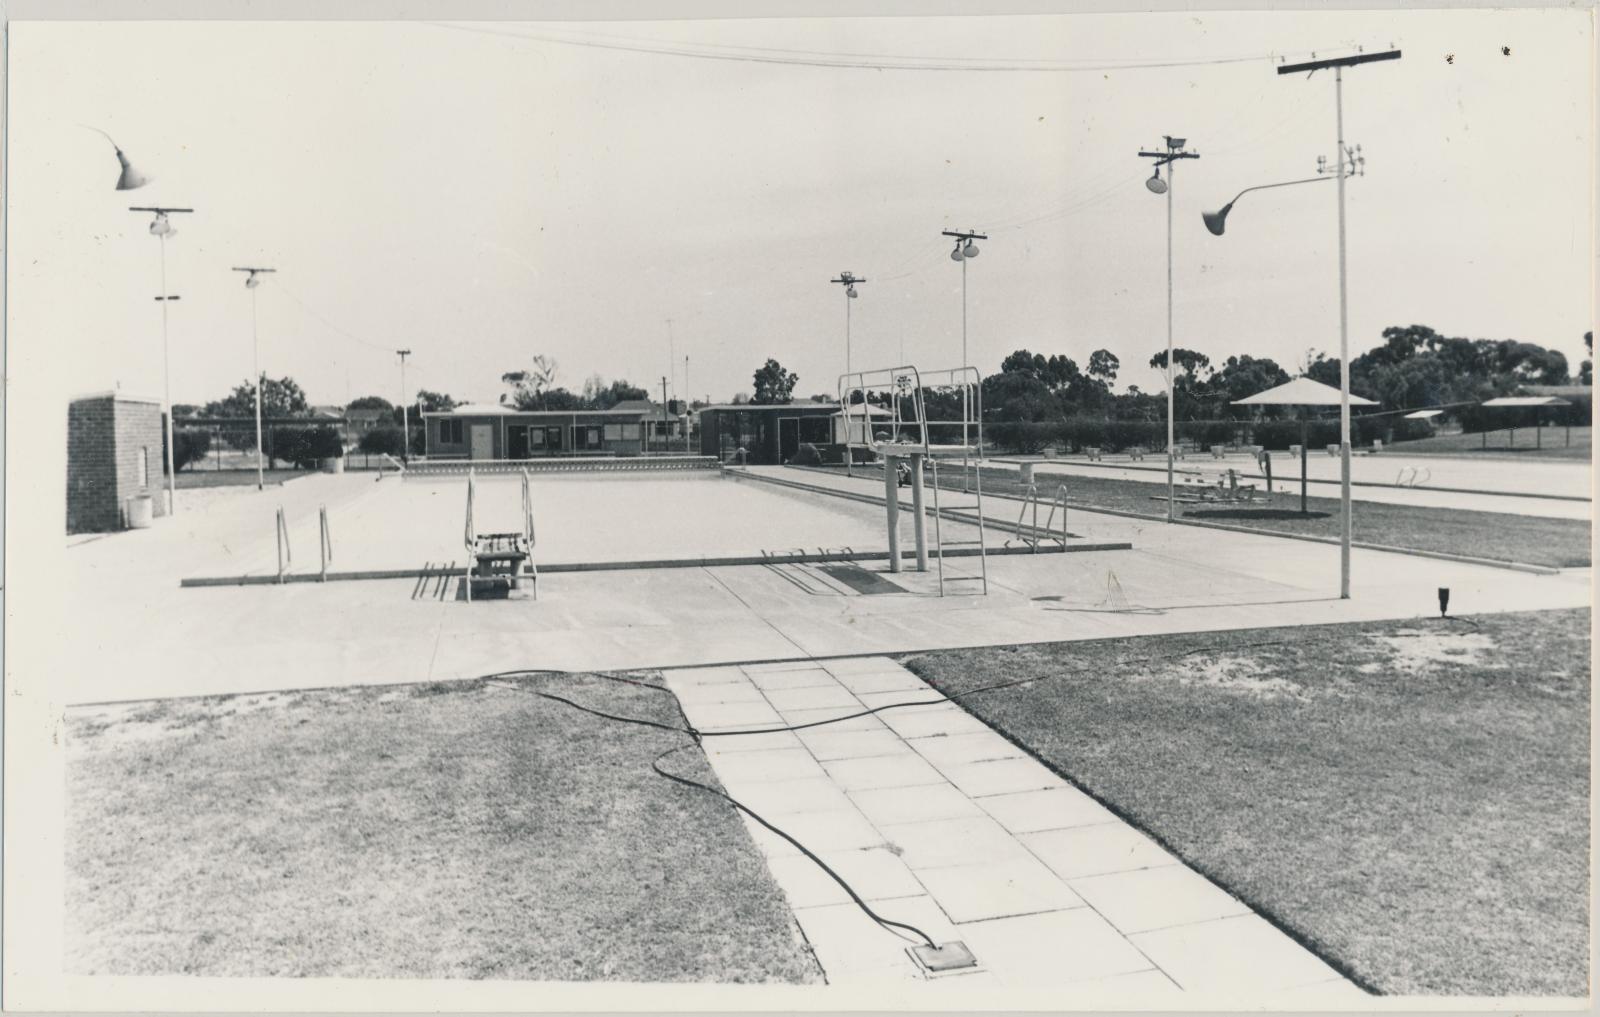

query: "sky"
xmin=6 ymin=9 xmax=1594 ymax=415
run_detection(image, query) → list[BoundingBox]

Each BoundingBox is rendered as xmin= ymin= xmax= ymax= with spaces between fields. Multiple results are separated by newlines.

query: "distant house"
xmin=345 ymin=408 xmax=390 ymax=434
xmin=422 ymin=402 xmax=685 ymax=459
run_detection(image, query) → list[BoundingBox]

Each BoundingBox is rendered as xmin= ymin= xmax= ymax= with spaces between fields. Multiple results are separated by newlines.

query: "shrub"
xmin=359 ymin=426 xmax=406 ymax=457
xmin=269 ymin=426 xmax=342 ymax=468
xmin=988 ymin=420 xmax=1055 ymax=454
xmin=789 ymin=443 xmax=822 ymax=466
xmin=169 ymin=429 xmax=211 ymax=472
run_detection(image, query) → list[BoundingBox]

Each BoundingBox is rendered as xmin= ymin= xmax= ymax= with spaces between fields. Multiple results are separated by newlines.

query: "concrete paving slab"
xmin=759 ymin=808 xmax=891 ymax=853
xmin=701 ymin=731 xmax=806 ymax=755
xmin=976 ymin=786 xmax=1119 ymax=835
xmin=1068 ymin=864 xmax=1252 ymax=934
xmin=847 ymin=783 xmax=986 ymax=827
xmin=778 ymin=707 xmax=885 ymax=733
xmin=763 ymin=847 xmax=927 ymax=909
xmin=930 ymin=756 xmax=1061 ymax=798
xmin=762 ymin=684 xmax=864 ymax=712
xmin=715 ymin=776 xmax=854 ymax=817
xmin=790 ymin=896 xmax=960 ymax=979
xmin=905 ymin=730 xmax=1025 ymax=768
xmin=795 ymin=727 xmax=908 ymax=762
xmin=690 ymin=701 xmax=785 ymax=732
xmin=820 ymin=753 xmax=948 ymax=792
xmin=879 ymin=704 xmax=999 ymax=740
xmin=1128 ymin=914 xmax=1345 ymax=996
xmin=954 ymin=908 xmax=1157 ymax=985
xmin=879 ymin=815 xmax=1034 ymax=870
xmin=915 ymin=855 xmax=1085 ymax=923
xmin=1021 ymin=824 xmax=1179 ymax=880
xmin=708 ymin=747 xmax=827 ymax=784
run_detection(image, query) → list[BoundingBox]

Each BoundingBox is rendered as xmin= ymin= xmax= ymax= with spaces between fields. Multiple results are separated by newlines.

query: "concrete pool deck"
xmin=55 ymin=466 xmax=1589 ymax=705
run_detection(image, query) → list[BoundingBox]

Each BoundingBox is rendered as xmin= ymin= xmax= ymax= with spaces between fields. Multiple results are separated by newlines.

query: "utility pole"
xmin=1137 ymin=137 xmax=1199 ymax=522
xmin=397 ymin=349 xmax=412 ymax=461
xmin=130 ymin=206 xmax=193 ymax=515
xmin=1279 ymin=48 xmax=1400 ymax=599
xmin=232 ymin=266 xmax=276 ymax=490
xmin=832 ymin=271 xmax=866 ymax=477
xmin=684 ymin=354 xmax=692 ymax=454
xmin=661 ymin=375 xmax=669 ymax=456
xmin=665 ymin=318 xmax=676 ymax=404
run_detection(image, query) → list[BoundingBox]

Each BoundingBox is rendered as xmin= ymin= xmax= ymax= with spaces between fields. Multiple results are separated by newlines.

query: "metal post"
xmin=1335 ymin=65 xmax=1353 ymax=600
xmin=159 ymin=232 xmax=177 ymax=514
xmin=252 ymin=284 xmax=264 ymax=490
xmin=961 ymin=254 xmax=970 ymax=492
xmin=910 ymin=453 xmax=927 ymax=571
xmin=1165 ymin=158 xmax=1175 ymax=522
xmin=397 ymin=349 xmax=412 ymax=461
xmin=884 ymin=454 xmax=901 ymax=572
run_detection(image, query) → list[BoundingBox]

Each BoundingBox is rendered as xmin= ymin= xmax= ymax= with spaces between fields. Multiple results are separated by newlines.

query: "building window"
xmin=578 ymin=426 xmax=603 ymax=449
xmin=620 ymin=423 xmax=640 ymax=441
xmin=139 ymin=447 xmax=149 ymax=488
xmin=604 ymin=423 xmax=622 ymax=441
xmin=439 ymin=419 xmax=464 ymax=444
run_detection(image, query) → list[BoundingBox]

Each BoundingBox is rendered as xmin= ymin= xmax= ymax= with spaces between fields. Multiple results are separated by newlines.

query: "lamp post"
xmin=397 ymin=349 xmax=412 ymax=461
xmin=1137 ymin=136 xmax=1199 ymax=522
xmin=831 ymin=271 xmax=865 ymax=475
xmin=943 ymin=229 xmax=986 ymax=488
xmin=1211 ymin=45 xmax=1397 ymax=599
xmin=232 ymin=267 xmax=276 ymax=490
xmin=130 ymin=206 xmax=194 ymax=515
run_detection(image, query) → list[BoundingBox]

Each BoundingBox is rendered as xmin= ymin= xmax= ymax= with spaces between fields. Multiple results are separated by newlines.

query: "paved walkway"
xmin=666 ymin=656 xmax=1366 ymax=1001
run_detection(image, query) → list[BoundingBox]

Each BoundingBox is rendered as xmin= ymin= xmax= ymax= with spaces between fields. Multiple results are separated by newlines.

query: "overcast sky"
xmin=7 ymin=9 xmax=1593 ymax=413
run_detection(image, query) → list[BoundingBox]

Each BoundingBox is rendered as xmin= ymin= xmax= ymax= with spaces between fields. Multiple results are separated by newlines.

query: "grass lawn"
xmin=66 ymin=674 xmax=821 ymax=983
xmin=847 ymin=462 xmax=1591 ymax=568
xmin=1388 ymin=427 xmax=1591 ymax=461
xmin=902 ymin=609 xmax=1590 ymax=996
xmin=174 ymin=468 xmax=319 ymax=490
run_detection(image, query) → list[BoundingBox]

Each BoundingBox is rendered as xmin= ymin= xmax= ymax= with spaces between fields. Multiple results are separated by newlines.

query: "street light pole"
xmin=1138 ymin=137 xmax=1199 ymax=522
xmin=831 ymin=271 xmax=865 ymax=475
xmin=1279 ymin=47 xmax=1400 ymax=599
xmin=397 ymin=349 xmax=412 ymax=461
xmin=232 ymin=267 xmax=276 ymax=490
xmin=131 ymin=206 xmax=193 ymax=515
xmin=944 ymin=230 xmax=986 ymax=489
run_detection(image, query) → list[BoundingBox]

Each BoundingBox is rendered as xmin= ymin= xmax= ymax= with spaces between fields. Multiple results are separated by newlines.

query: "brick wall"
xmin=66 ymin=395 xmax=169 ymax=534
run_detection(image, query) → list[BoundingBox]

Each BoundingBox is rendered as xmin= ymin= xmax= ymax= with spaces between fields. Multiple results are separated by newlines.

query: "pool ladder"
xmin=1005 ymin=483 xmax=1069 ymax=552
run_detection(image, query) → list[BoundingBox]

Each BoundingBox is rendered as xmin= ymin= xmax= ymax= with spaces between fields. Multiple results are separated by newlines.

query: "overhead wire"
xmin=429 ymin=21 xmax=1323 ymax=74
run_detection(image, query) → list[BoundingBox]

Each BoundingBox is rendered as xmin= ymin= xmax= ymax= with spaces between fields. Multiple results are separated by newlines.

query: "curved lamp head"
xmin=1202 ymin=202 xmax=1234 ymax=236
xmin=846 ymin=284 xmax=858 ymax=298
xmin=962 ymin=241 xmax=980 ymax=259
xmin=245 ymin=273 xmax=261 ymax=289
xmin=148 ymin=211 xmax=177 ymax=238
xmin=113 ymin=147 xmax=152 ymax=191
xmin=950 ymin=245 xmax=965 ymax=262
xmin=1145 ymin=169 xmax=1168 ymax=195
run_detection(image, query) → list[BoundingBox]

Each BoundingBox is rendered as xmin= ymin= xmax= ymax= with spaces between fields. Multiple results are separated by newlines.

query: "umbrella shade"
xmin=1480 ymin=396 xmax=1572 ymax=407
xmin=1232 ymin=375 xmax=1379 ymax=407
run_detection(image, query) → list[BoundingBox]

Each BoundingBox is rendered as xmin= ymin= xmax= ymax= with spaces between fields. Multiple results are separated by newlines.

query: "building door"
xmin=470 ymin=424 xmax=494 ymax=461
xmin=544 ymin=426 xmax=564 ymax=453
xmin=779 ymin=417 xmax=800 ymax=463
xmin=507 ymin=425 xmax=529 ymax=460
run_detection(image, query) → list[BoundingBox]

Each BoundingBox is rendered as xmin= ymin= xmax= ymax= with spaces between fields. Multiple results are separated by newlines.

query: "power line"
xmin=274 ymin=281 xmax=394 ymax=355
xmin=430 ymin=21 xmax=1324 ymax=74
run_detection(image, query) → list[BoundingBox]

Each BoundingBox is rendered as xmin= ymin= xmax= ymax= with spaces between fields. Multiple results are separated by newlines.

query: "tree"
xmin=752 ymin=359 xmax=798 ymax=404
xmin=591 ymin=379 xmax=649 ymax=410
xmin=347 ymin=395 xmax=394 ymax=412
xmin=1582 ymin=332 xmax=1592 ymax=386
xmin=502 ymin=355 xmax=560 ymax=409
xmin=200 ymin=376 xmax=310 ymax=419
xmin=1206 ymin=355 xmax=1292 ymax=414
xmin=1148 ymin=348 xmax=1211 ymax=387
xmin=1087 ymin=349 xmax=1120 ymax=387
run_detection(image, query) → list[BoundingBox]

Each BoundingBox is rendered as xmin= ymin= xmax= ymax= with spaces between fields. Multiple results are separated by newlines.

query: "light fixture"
xmin=81 ymin=126 xmax=151 ymax=191
xmin=149 ymin=212 xmax=177 ymax=238
xmin=1146 ymin=167 xmax=1168 ymax=194
xmin=1202 ymin=203 xmax=1233 ymax=236
xmin=245 ymin=273 xmax=261 ymax=289
xmin=847 ymin=284 xmax=858 ymax=298
xmin=962 ymin=241 xmax=980 ymax=259
xmin=950 ymin=244 xmax=965 ymax=262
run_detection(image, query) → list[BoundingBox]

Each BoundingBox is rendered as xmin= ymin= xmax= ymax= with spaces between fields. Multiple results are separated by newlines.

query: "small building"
xmin=695 ymin=403 xmax=892 ymax=465
xmin=422 ymin=402 xmax=679 ymax=459
xmin=66 ymin=392 xmax=169 ymax=533
xmin=345 ymin=407 xmax=391 ymax=434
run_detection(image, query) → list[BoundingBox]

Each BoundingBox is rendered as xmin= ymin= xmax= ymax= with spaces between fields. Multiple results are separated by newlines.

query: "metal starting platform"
xmin=464 ymin=468 xmax=538 ymax=601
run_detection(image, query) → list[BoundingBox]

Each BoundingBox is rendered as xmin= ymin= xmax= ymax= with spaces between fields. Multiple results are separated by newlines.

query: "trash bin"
xmin=126 ymin=495 xmax=155 ymax=529
xmin=1019 ymin=462 xmax=1035 ymax=484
